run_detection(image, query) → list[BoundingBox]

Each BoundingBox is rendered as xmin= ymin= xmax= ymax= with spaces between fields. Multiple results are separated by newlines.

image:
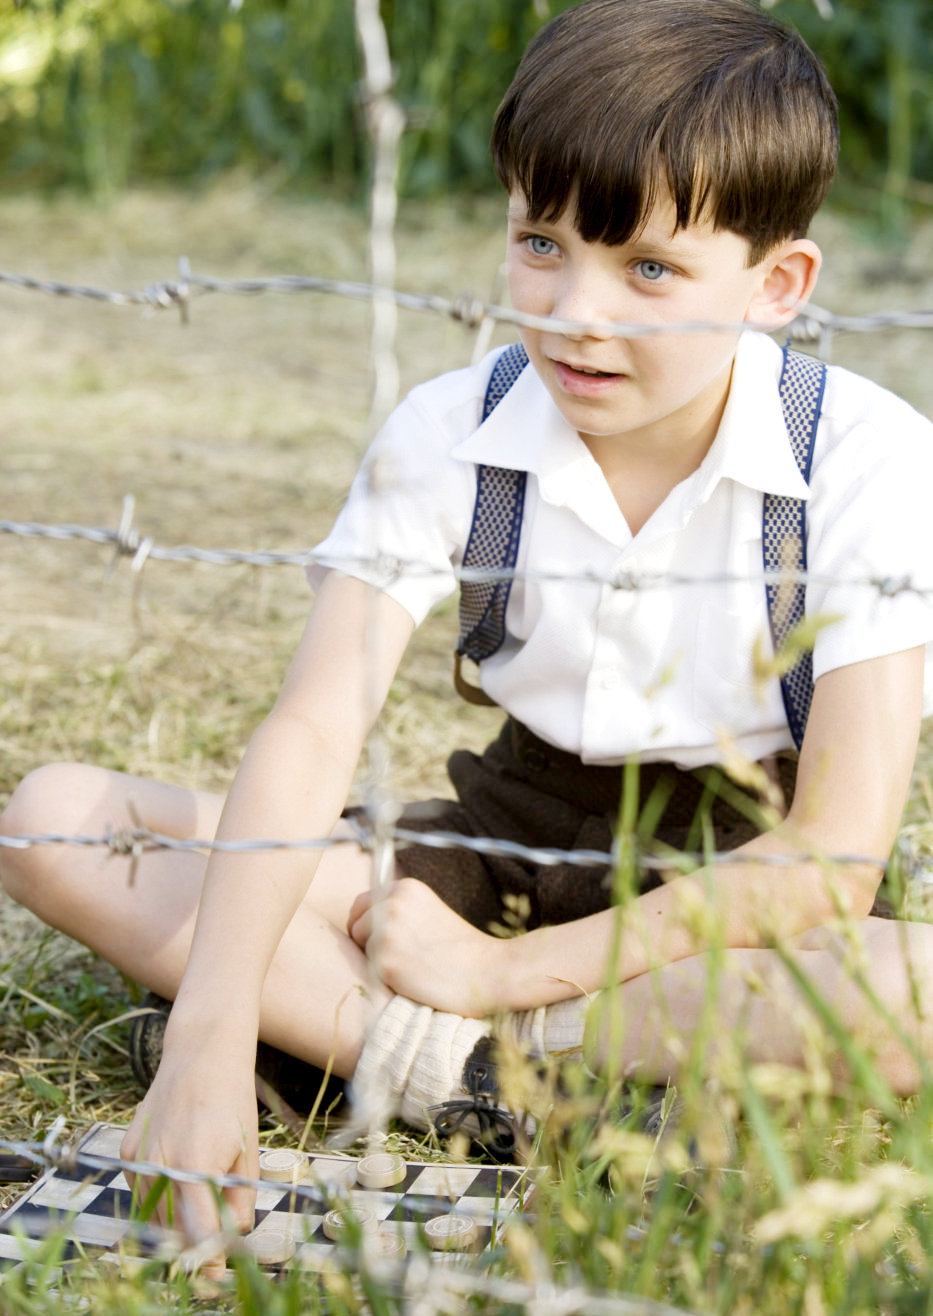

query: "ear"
xmin=745 ymin=238 xmax=822 ymax=329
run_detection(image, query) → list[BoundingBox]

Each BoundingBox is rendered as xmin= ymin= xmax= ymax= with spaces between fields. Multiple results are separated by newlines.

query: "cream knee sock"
xmin=350 ymin=994 xmax=489 ymax=1133
xmin=351 ymin=992 xmax=597 ymax=1134
xmin=506 ymin=993 xmax=596 ymax=1061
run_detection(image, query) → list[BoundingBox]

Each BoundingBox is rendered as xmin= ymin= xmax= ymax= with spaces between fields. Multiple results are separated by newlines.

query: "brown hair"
xmin=491 ymin=0 xmax=838 ymax=264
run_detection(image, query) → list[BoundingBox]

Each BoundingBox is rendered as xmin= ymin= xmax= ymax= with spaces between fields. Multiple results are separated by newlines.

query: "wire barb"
xmin=3 ymin=508 xmax=931 ymax=600
xmin=106 ymin=495 xmax=154 ymax=580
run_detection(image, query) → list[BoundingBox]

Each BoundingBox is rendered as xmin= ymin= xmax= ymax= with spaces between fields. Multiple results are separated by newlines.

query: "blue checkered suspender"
xmin=455 ymin=341 xmax=827 ymax=752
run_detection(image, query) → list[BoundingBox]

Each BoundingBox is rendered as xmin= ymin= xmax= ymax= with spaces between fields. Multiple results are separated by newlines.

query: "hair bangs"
xmin=492 ymin=0 xmax=838 ymax=262
xmin=506 ymin=127 xmax=717 ymax=252
xmin=496 ymin=102 xmax=669 ymax=249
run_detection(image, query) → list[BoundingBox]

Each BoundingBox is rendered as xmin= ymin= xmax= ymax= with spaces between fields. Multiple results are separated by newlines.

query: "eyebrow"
xmin=627 ymin=224 xmax=700 ymax=254
xmin=506 ymin=205 xmax=710 ymax=263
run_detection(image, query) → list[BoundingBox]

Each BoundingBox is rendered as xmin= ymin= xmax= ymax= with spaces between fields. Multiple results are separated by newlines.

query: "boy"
xmin=3 ymin=0 xmax=933 ymax=1269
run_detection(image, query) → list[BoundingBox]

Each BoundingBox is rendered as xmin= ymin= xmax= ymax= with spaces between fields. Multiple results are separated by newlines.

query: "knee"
xmin=0 ymin=764 xmax=82 ymax=907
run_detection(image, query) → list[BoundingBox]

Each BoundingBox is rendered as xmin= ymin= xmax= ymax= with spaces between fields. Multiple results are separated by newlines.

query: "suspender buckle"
xmin=453 ymin=652 xmax=500 ymax=708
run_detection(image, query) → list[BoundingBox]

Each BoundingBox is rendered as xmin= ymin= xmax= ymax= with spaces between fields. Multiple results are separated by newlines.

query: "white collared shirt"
xmin=309 ymin=333 xmax=933 ymax=768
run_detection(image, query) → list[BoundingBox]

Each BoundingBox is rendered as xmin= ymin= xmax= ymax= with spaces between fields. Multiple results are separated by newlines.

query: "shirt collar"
xmin=451 ymin=357 xmax=585 ymax=479
xmin=452 ymin=361 xmax=626 ymax=540
xmin=452 ymin=331 xmax=812 ymax=505
xmin=695 ymin=332 xmax=812 ymax=502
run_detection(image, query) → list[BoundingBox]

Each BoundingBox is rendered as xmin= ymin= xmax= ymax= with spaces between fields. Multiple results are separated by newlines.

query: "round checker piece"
xmin=245 ymin=1228 xmax=296 ymax=1265
xmin=424 ymin=1212 xmax=480 ymax=1251
xmin=259 ymin=1149 xmax=309 ymax=1183
xmin=322 ymin=1206 xmax=378 ymax=1241
xmin=304 ymin=1158 xmax=358 ymax=1191
xmin=369 ymin=1228 xmax=407 ymax=1261
xmin=356 ymin=1152 xmax=406 ymax=1189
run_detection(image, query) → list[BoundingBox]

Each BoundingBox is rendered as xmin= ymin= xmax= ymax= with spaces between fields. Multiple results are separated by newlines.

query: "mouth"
xmin=550 ymin=358 xmax=624 ymax=395
xmin=556 ymin=360 xmax=619 ymax=378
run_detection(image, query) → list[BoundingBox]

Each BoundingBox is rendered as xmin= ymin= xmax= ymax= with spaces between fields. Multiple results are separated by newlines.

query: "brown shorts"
xmin=385 ymin=718 xmax=800 ymax=934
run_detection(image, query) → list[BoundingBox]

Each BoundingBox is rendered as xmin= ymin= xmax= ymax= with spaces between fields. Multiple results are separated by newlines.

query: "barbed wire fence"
xmin=1 ymin=0 xmax=933 ymax=1308
xmin=2 ymin=262 xmax=933 ymax=343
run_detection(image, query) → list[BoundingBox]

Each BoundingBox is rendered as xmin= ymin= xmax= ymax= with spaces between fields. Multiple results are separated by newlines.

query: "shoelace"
xmin=429 ymin=1095 xmax=517 ymax=1160
xmin=428 ymin=1036 xmax=518 ymax=1161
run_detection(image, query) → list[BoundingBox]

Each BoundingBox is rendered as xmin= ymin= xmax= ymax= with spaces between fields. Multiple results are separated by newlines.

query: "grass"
xmin=0 ymin=178 xmax=933 ymax=1312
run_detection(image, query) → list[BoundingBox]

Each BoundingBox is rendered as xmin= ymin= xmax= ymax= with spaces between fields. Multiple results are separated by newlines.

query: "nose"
xmin=551 ymin=266 xmax=620 ymax=342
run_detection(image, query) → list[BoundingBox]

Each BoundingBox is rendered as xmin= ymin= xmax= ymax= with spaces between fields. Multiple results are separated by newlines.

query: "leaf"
xmin=21 ymin=1075 xmax=67 ymax=1105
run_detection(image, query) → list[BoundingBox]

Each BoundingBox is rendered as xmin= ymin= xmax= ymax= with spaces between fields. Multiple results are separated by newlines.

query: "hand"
xmin=347 ymin=878 xmax=504 ymax=1016
xmin=120 ymin=1047 xmax=259 ymax=1279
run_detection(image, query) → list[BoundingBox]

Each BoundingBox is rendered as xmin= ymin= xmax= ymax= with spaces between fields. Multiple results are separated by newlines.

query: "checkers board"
xmin=0 ymin=1123 xmax=534 ymax=1272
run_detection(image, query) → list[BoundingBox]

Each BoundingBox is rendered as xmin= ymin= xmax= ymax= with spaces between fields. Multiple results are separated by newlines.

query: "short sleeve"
xmin=806 ymin=375 xmax=933 ymax=689
xmin=306 ymin=383 xmax=479 ymax=626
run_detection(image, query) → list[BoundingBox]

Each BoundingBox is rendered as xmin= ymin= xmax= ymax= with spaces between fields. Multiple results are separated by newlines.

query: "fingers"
xmin=178 ymin=1181 xmax=235 ymax=1280
xmin=349 ymin=904 xmax=372 ymax=951
xmin=346 ymin=888 xmax=372 ymax=945
xmin=224 ymin=1138 xmax=259 ymax=1237
xmin=348 ymin=879 xmax=435 ymax=961
xmin=120 ymin=1103 xmax=258 ymax=1278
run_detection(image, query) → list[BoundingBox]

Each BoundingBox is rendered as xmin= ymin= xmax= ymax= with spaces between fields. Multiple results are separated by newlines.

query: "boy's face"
xmin=506 ymin=189 xmax=800 ymax=465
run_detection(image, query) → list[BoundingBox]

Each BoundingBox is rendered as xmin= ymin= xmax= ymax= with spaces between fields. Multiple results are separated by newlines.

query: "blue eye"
xmin=527 ymin=235 xmax=557 ymax=256
xmin=637 ymin=260 xmax=669 ymax=281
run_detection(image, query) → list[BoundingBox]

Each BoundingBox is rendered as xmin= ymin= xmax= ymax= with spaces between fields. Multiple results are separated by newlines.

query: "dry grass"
xmin=0 ymin=180 xmax=932 ymax=1311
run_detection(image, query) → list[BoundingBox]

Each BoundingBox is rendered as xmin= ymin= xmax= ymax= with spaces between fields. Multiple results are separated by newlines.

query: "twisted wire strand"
xmin=0 ymin=820 xmax=888 ymax=875
xmin=0 ymin=513 xmax=927 ymax=599
xmin=0 ymin=263 xmax=931 ymax=339
xmin=0 ymin=498 xmax=924 ymax=877
xmin=0 ymin=2 xmax=923 ymax=1310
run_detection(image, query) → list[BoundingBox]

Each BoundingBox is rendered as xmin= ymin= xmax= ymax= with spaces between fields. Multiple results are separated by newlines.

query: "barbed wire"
xmin=0 ymin=818 xmax=894 ymax=877
xmin=1 ymin=502 xmax=929 ymax=600
xmin=2 ymin=0 xmax=932 ymax=1308
xmin=1 ymin=493 xmax=927 ymax=879
xmin=2 ymin=260 xmax=933 ymax=344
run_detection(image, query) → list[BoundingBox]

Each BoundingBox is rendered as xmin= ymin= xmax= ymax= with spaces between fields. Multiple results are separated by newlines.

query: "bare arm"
xmin=353 ymin=647 xmax=925 ymax=1015
xmin=122 ymin=572 xmax=414 ymax=1262
xmin=169 ymin=572 xmax=413 ymax=1042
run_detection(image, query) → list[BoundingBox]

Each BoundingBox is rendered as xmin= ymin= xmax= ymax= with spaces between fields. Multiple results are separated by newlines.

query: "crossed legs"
xmin=587 ymin=918 xmax=933 ymax=1097
xmin=0 ymin=763 xmax=388 ymax=1080
xmin=3 ymin=761 xmax=933 ymax=1099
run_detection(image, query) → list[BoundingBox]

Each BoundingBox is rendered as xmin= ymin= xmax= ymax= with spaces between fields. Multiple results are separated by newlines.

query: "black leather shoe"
xmin=127 ymin=992 xmax=171 ymax=1090
xmin=127 ymin=992 xmax=346 ymax=1116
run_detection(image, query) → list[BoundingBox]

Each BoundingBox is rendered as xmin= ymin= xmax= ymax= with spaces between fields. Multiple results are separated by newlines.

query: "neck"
xmin=580 ymin=365 xmax=733 ymax=535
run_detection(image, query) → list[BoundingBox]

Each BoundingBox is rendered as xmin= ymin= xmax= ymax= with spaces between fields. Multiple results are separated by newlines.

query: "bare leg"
xmin=12 ymin=765 xmax=933 ymax=1100
xmin=586 ymin=917 xmax=933 ymax=1097
xmin=0 ymin=763 xmax=388 ymax=1079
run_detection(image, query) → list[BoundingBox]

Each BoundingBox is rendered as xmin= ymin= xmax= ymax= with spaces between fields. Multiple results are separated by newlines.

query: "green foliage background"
xmin=0 ymin=0 xmax=551 ymax=199
xmin=0 ymin=0 xmax=930 ymax=210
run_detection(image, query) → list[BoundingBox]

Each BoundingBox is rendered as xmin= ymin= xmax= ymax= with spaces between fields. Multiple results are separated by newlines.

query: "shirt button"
xmin=522 ymin=746 xmax=549 ymax=773
xmin=599 ymin=670 xmax=622 ymax=691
